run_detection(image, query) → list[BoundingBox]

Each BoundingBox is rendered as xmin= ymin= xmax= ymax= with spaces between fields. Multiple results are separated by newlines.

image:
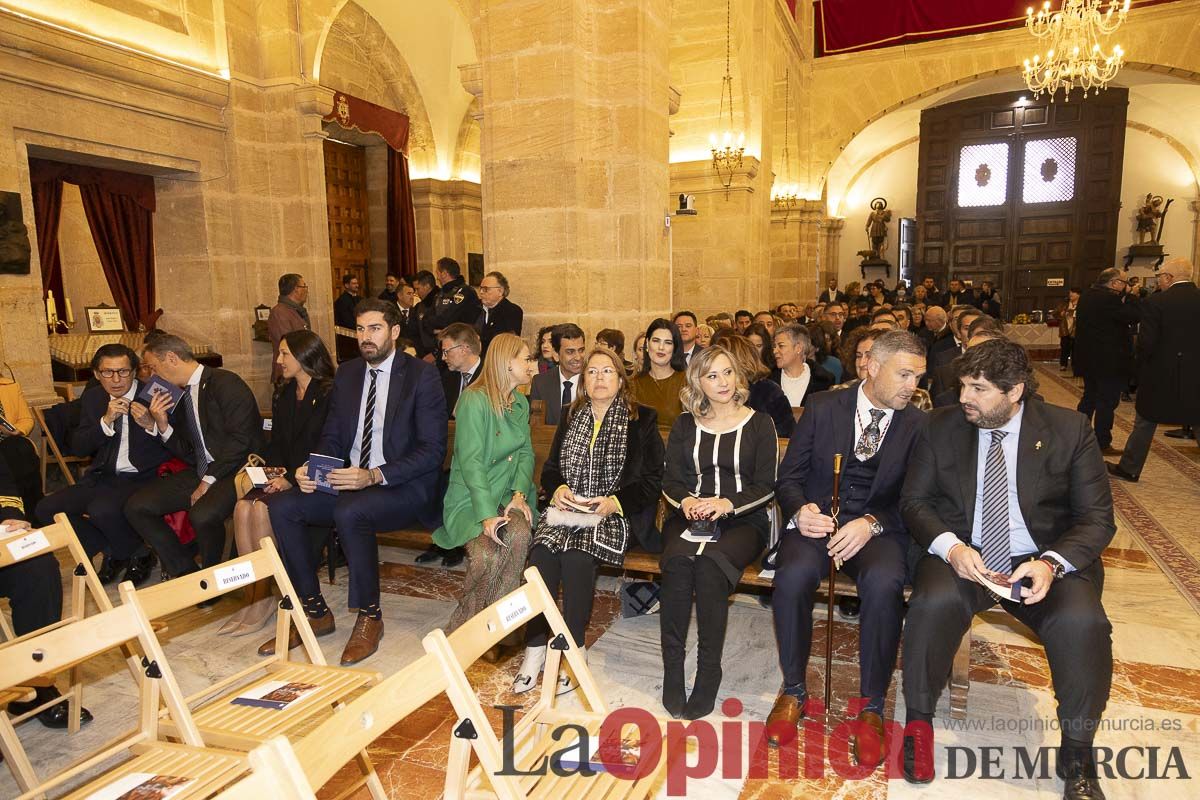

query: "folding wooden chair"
xmin=210 ymin=737 xmax=316 ymax=800
xmin=120 ymin=537 xmax=387 ymax=800
xmin=217 ymin=648 xmax=449 ymax=800
xmin=0 ymin=513 xmax=141 ymax=734
xmin=33 ymin=403 xmax=89 ymax=489
xmin=425 ymin=567 xmax=679 ymax=799
xmin=0 ymin=603 xmax=245 ymax=800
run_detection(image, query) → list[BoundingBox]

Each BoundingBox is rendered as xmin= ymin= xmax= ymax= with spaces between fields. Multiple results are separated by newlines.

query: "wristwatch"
xmin=863 ymin=514 xmax=883 ymax=537
xmin=1038 ymin=555 xmax=1066 ymax=580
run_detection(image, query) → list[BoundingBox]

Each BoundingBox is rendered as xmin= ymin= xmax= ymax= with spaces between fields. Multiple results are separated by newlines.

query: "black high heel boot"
xmin=659 ymin=556 xmax=695 ymax=719
xmin=684 ymin=557 xmax=730 ymax=720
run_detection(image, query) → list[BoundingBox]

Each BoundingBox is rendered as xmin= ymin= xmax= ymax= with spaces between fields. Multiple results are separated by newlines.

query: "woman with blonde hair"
xmin=659 ymin=345 xmax=778 ymax=719
xmin=512 ymin=347 xmax=665 ymax=693
xmin=435 ymin=333 xmax=538 ymax=656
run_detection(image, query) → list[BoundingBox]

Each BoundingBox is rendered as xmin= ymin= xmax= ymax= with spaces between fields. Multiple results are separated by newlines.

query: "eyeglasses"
xmin=586 ymin=367 xmax=620 ymax=377
xmin=97 ymin=368 xmax=133 ymax=378
xmin=442 ymin=344 xmax=468 ymax=355
xmin=479 ymin=284 xmax=502 ymax=292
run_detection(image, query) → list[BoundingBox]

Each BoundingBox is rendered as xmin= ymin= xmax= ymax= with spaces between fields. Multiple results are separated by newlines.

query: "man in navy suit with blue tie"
xmin=767 ymin=330 xmax=928 ymax=765
xmin=270 ymin=298 xmax=448 ymax=665
xmin=37 ymin=344 xmax=169 ymax=586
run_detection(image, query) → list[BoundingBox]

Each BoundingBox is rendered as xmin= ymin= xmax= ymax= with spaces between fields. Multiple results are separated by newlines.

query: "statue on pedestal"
xmin=857 ymin=197 xmax=892 ymax=277
xmin=1124 ymin=192 xmax=1172 ymax=268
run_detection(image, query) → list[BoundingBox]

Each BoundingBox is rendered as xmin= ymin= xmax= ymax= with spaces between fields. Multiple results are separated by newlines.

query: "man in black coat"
xmin=1109 ymin=258 xmax=1200 ymax=481
xmin=1073 ymin=267 xmax=1140 ymax=452
xmin=475 ymin=270 xmax=523 ymax=356
xmin=406 ymin=270 xmax=439 ymax=358
xmin=898 ymin=340 xmax=1114 ymax=799
xmin=767 ymin=331 xmax=927 ymax=764
xmin=818 ymin=278 xmax=846 ymax=304
xmin=125 ymin=333 xmax=263 ymax=578
xmin=422 ymin=257 xmax=481 ymax=363
xmin=333 ymin=274 xmax=361 ymax=329
xmin=36 ymin=344 xmax=168 ymax=585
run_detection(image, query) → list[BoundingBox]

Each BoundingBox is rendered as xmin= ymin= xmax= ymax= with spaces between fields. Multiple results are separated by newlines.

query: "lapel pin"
xmin=1035 ymin=441 xmax=1043 ymax=450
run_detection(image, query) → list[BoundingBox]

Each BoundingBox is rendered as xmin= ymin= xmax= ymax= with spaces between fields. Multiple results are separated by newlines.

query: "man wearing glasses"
xmin=475 ymin=270 xmax=523 ymax=356
xmin=36 ymin=344 xmax=169 ymax=586
xmin=1073 ymin=267 xmax=1141 ymax=455
xmin=268 ymin=273 xmax=311 ymax=383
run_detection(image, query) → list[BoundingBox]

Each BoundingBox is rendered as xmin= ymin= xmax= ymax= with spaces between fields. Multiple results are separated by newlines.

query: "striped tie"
xmin=979 ymin=430 xmax=1011 ymax=574
xmin=359 ymin=369 xmax=380 ymax=469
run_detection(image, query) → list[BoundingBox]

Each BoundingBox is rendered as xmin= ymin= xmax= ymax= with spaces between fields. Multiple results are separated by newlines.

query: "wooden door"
xmin=323 ymin=139 xmax=370 ymax=298
xmin=916 ymin=89 xmax=1127 ymax=318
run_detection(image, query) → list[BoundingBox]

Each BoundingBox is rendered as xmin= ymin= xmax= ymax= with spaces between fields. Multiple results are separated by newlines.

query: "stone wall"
xmin=411 ymin=179 xmax=482 ymax=272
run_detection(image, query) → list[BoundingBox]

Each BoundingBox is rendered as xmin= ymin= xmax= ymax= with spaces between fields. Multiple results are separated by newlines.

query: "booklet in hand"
xmin=560 ymin=496 xmax=600 ymax=513
xmin=307 ymin=453 xmax=343 ymax=495
xmin=980 ymin=571 xmax=1028 ymax=604
xmin=245 ymin=466 xmax=288 ymax=487
xmin=135 ymin=375 xmax=184 ymax=408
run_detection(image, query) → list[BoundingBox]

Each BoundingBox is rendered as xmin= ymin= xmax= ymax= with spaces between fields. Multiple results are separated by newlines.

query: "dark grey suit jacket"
xmin=900 ymin=397 xmax=1115 ymax=584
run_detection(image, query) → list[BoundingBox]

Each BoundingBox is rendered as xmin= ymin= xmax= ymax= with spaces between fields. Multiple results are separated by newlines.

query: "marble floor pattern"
xmin=5 ymin=364 xmax=1200 ymax=799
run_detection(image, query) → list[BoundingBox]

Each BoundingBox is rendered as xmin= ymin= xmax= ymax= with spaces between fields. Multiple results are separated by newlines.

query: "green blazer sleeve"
xmin=453 ymin=391 xmax=499 ymax=525
xmin=510 ymin=394 xmax=536 ymax=497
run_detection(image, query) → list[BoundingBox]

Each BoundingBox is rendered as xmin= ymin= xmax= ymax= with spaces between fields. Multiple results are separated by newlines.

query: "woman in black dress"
xmin=660 ymin=345 xmax=779 ymax=719
xmin=220 ymin=330 xmax=334 ymax=636
xmin=512 ymin=347 xmax=665 ymax=694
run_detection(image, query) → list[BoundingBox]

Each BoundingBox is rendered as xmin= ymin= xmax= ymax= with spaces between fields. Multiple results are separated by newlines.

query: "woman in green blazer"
xmin=435 ymin=332 xmax=539 ymax=635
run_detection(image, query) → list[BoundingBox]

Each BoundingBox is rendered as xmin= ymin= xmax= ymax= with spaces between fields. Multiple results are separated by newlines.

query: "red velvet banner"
xmin=323 ymin=91 xmax=410 ymax=154
xmin=814 ymin=0 xmax=1176 ymax=57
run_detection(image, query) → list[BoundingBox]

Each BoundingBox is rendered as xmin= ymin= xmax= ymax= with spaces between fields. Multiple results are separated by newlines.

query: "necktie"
xmin=460 ymin=371 xmax=469 ymax=394
xmin=360 ymin=369 xmax=379 ymax=469
xmin=178 ymin=391 xmax=209 ymax=477
xmin=107 ymin=413 xmax=124 ymax=473
xmin=979 ymin=430 xmax=1012 ymax=574
xmin=561 ymin=379 xmax=572 ymax=409
xmin=854 ymin=408 xmax=886 ymax=460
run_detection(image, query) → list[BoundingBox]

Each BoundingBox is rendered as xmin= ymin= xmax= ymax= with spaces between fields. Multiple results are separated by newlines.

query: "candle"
xmin=46 ymin=290 xmax=57 ymax=324
xmin=65 ymin=298 xmax=74 ymax=324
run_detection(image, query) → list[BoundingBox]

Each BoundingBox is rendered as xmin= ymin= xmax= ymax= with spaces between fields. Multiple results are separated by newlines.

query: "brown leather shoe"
xmin=257 ymin=611 xmax=335 ymax=657
xmin=764 ymin=693 xmax=805 ymax=748
xmin=853 ymin=710 xmax=887 ymax=768
xmin=340 ymin=614 xmax=384 ymax=666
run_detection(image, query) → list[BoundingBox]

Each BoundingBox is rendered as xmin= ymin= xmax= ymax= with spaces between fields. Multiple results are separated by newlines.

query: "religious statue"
xmin=0 ymin=192 xmax=31 ymax=275
xmin=1135 ymin=193 xmax=1165 ymax=244
xmin=865 ymin=197 xmax=892 ymax=259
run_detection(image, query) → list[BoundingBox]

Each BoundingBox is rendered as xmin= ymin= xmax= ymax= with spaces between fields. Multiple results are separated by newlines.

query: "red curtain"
xmin=28 ymin=158 xmax=156 ymax=329
xmin=78 ymin=183 xmax=156 ymax=331
xmin=387 ymin=147 xmax=417 ymax=279
xmin=814 ymin=0 xmax=1177 ymax=56
xmin=29 ymin=170 xmax=64 ymax=305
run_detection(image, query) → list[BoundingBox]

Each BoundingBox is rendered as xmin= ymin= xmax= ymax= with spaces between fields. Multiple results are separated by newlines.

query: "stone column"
xmin=820 ymin=217 xmax=845 ymax=288
xmin=475 ymin=0 xmax=671 ymax=346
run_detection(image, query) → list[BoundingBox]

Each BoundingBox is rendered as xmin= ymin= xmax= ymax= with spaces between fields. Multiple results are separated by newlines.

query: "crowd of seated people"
xmin=7 ymin=267 xmax=1130 ymax=799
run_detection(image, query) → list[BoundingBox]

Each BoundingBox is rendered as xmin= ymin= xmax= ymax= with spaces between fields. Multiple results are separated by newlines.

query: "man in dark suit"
xmin=944 ymin=278 xmax=973 ymax=308
xmin=377 ymin=273 xmax=401 ymax=304
xmin=529 ymin=323 xmax=586 ymax=425
xmin=928 ymin=306 xmax=979 ymax=371
xmin=333 ymin=274 xmax=361 ymax=329
xmin=929 ymin=315 xmax=1004 ymax=406
xmin=899 ymin=340 xmax=1114 ymax=799
xmin=125 ymin=333 xmax=263 ymax=580
xmin=921 ymin=276 xmax=944 ymax=309
xmin=269 ymin=299 xmax=447 ymax=665
xmin=475 ymin=270 xmax=523 ymax=356
xmin=36 ymin=344 xmax=168 ymax=585
xmin=818 ymin=278 xmax=846 ymax=305
xmin=1073 ymin=267 xmax=1140 ymax=453
xmin=407 ymin=270 xmax=439 ymax=358
xmin=0 ymin=454 xmax=93 ymax=729
xmin=767 ymin=331 xmax=927 ymax=764
xmin=1109 ymin=258 xmax=1200 ymax=481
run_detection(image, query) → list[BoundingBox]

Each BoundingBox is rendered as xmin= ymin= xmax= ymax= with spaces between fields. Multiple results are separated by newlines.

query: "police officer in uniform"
xmin=423 ymin=257 xmax=481 ymax=368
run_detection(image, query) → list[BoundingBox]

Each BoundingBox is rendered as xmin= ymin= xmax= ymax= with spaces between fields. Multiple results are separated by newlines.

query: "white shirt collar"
xmin=185 ymin=363 xmax=204 ymax=388
xmin=781 ymin=362 xmax=810 ymax=380
xmin=558 ymin=368 xmax=580 ymax=385
xmin=368 ymin=350 xmax=397 ymax=375
xmin=119 ymin=383 xmax=137 ymax=401
xmin=856 ymin=382 xmax=895 ymax=422
xmin=982 ymin=401 xmax=1024 ymax=438
xmin=462 ymin=358 xmax=481 ymax=378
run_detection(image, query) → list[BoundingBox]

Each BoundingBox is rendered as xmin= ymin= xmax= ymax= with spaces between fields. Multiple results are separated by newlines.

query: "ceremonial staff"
xmin=825 ymin=452 xmax=844 ymax=713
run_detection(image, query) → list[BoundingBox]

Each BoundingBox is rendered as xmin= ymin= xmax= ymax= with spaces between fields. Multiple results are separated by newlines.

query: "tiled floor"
xmin=5 ymin=363 xmax=1200 ymax=798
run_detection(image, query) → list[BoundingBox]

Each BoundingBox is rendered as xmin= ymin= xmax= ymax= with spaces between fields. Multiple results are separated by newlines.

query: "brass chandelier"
xmin=1023 ymin=0 xmax=1129 ymax=101
xmin=709 ymin=0 xmax=744 ymax=190
xmin=772 ymin=68 xmax=799 ymax=222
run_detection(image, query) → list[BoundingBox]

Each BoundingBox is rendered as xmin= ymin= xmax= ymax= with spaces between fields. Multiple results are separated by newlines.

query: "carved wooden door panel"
xmin=916 ymin=89 xmax=1127 ymax=318
xmin=323 ymin=139 xmax=370 ymax=298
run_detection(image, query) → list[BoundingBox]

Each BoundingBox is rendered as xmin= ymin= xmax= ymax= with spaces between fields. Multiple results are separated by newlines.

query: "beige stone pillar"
xmin=768 ymin=198 xmax=824 ymax=304
xmin=820 ymin=217 xmax=845 ymax=288
xmin=475 ymin=0 xmax=671 ymax=346
xmin=411 ymin=179 xmax=483 ymax=271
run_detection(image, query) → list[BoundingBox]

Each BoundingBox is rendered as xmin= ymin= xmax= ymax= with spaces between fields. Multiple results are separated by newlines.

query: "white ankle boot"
xmin=511 ymin=645 xmax=546 ymax=693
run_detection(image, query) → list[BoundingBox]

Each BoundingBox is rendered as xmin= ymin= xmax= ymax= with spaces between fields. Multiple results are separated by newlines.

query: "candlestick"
xmin=65 ymin=298 xmax=74 ymax=325
xmin=46 ymin=290 xmax=57 ymax=325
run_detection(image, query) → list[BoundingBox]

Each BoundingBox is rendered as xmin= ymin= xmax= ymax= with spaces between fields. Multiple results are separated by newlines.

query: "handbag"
xmin=619 ymin=579 xmax=661 ymax=618
xmin=233 ymin=454 xmax=267 ymax=500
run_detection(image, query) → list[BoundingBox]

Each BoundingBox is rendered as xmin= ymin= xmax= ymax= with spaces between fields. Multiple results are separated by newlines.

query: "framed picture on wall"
xmin=85 ymin=305 xmax=124 ymax=333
